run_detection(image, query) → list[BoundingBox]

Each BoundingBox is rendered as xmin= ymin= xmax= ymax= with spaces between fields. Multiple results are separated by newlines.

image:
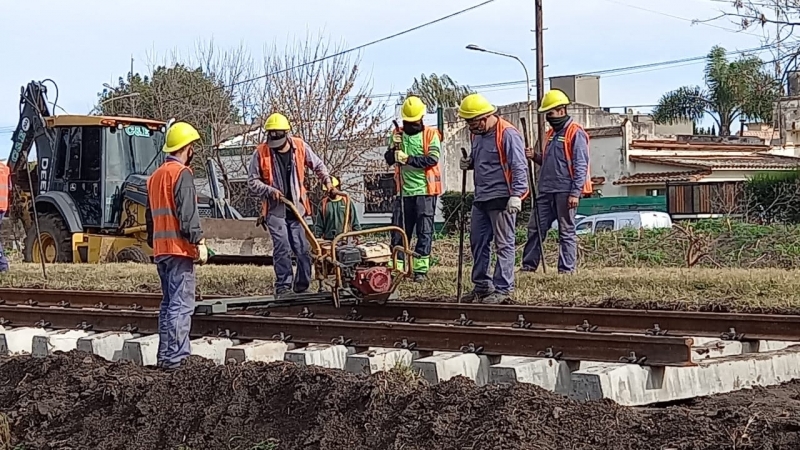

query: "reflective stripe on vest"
xmin=544 ymin=121 xmax=592 ymax=196
xmin=0 ymin=163 xmax=10 ymax=212
xmin=470 ymin=118 xmax=529 ymax=200
xmin=257 ymin=137 xmax=312 ymax=217
xmin=394 ymin=127 xmax=443 ymax=196
xmin=146 ymin=160 xmax=198 ymax=258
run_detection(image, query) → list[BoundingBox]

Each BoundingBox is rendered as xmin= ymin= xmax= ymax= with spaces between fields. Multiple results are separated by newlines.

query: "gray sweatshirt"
xmin=535 ymin=119 xmax=589 ymax=197
xmin=469 ymin=124 xmax=528 ymax=202
xmin=247 ymin=138 xmax=331 ymax=218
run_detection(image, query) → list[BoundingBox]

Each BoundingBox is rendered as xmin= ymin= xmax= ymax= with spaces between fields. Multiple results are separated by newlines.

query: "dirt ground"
xmin=0 ymin=352 xmax=798 ymax=450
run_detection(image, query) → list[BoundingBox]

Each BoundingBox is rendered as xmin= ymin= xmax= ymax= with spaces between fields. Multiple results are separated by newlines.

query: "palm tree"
xmin=407 ymin=73 xmax=474 ymax=112
xmin=652 ymin=46 xmax=779 ymax=136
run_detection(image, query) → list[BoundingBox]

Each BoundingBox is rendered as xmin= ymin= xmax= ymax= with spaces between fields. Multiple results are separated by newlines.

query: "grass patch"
xmin=2 ymin=263 xmax=800 ymax=312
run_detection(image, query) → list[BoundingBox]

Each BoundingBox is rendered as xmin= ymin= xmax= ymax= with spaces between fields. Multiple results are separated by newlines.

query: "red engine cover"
xmin=350 ymin=266 xmax=392 ymax=296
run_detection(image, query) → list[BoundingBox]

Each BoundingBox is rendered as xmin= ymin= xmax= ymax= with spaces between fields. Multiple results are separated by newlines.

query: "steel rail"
xmin=0 ymin=305 xmax=695 ymax=366
xmin=1 ymin=288 xmax=799 ymax=342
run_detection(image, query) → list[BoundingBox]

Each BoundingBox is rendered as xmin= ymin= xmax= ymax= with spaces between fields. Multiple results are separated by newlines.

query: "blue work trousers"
xmin=470 ymin=205 xmax=517 ymax=295
xmin=268 ymin=214 xmax=312 ymax=293
xmin=0 ymin=212 xmax=9 ymax=272
xmin=156 ymin=255 xmax=195 ymax=369
xmin=390 ymin=195 xmax=437 ymax=273
xmin=522 ymin=192 xmax=578 ymax=273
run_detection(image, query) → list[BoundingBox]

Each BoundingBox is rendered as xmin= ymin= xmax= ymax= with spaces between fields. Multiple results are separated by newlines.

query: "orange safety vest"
xmin=470 ymin=118 xmax=530 ymax=200
xmin=0 ymin=163 xmax=10 ymax=212
xmin=393 ymin=127 xmax=442 ymax=195
xmin=147 ymin=160 xmax=198 ymax=259
xmin=544 ymin=121 xmax=592 ymax=196
xmin=257 ymin=137 xmax=312 ymax=217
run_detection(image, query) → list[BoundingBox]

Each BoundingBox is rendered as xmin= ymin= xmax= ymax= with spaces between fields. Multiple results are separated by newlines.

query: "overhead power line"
xmin=159 ymin=0 xmax=498 ymax=104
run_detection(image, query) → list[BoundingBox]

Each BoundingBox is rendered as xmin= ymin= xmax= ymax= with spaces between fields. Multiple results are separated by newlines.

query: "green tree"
xmin=652 ymin=46 xmax=779 ymax=136
xmin=406 ymin=73 xmax=474 ymax=112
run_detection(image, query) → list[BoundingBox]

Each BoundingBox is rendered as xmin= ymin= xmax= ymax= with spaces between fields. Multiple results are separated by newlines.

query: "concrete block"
xmin=757 ymin=340 xmax=794 ymax=352
xmin=488 ymin=357 xmax=605 ymax=394
xmin=0 ymin=327 xmax=47 ymax=355
xmin=121 ymin=334 xmax=160 ymax=366
xmin=225 ymin=340 xmax=293 ymax=364
xmin=691 ymin=339 xmax=743 ymax=361
xmin=569 ymin=345 xmax=800 ymax=406
xmin=284 ymin=344 xmax=354 ymax=369
xmin=345 ymin=348 xmax=413 ymax=375
xmin=412 ymin=352 xmax=496 ymax=386
xmin=190 ymin=337 xmax=235 ymax=365
xmin=76 ymin=331 xmax=134 ymax=362
xmin=32 ymin=329 xmax=93 ymax=358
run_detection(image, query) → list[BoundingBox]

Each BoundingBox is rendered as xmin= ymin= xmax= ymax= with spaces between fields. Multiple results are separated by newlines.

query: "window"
xmin=576 ymin=220 xmax=593 ymax=233
xmin=594 ymin=219 xmax=615 ymax=233
xmin=63 ymin=127 xmax=102 ymax=181
xmin=646 ymin=189 xmax=665 ymax=197
xmin=363 ymin=172 xmax=395 ymax=214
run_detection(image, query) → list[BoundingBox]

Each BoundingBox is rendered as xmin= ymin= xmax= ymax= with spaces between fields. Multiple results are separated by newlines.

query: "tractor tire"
xmin=115 ymin=246 xmax=151 ymax=264
xmin=23 ymin=212 xmax=73 ymax=263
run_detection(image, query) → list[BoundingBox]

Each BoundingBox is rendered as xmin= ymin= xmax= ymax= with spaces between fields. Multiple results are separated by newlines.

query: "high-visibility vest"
xmin=471 ymin=117 xmax=530 ymax=200
xmin=393 ymin=127 xmax=442 ymax=196
xmin=0 ymin=163 xmax=10 ymax=212
xmin=147 ymin=160 xmax=198 ymax=258
xmin=544 ymin=121 xmax=592 ymax=196
xmin=257 ymin=137 xmax=312 ymax=217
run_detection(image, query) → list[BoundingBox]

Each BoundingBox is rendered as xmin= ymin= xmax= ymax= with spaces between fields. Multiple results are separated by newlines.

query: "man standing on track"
xmin=146 ymin=121 xmax=209 ymax=370
xmin=384 ymin=95 xmax=442 ymax=282
xmin=522 ymin=89 xmax=591 ymax=274
xmin=248 ymin=113 xmax=337 ymax=298
xmin=457 ymin=93 xmax=528 ymax=304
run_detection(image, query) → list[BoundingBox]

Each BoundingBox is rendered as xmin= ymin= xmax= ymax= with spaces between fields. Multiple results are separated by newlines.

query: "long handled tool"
xmin=519 ymin=117 xmax=547 ymax=274
xmin=456 ymin=147 xmax=469 ymax=304
xmin=391 ymin=120 xmax=407 ymax=269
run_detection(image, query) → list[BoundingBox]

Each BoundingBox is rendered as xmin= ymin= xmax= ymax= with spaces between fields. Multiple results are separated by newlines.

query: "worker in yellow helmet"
xmin=248 ymin=113 xmax=336 ymax=298
xmin=457 ymin=93 xmax=528 ymax=304
xmin=522 ymin=88 xmax=591 ymax=274
xmin=145 ymin=120 xmax=208 ymax=370
xmin=384 ymin=95 xmax=442 ymax=282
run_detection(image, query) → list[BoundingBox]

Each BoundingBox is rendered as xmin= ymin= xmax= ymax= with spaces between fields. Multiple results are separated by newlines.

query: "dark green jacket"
xmin=313 ymin=197 xmax=361 ymax=239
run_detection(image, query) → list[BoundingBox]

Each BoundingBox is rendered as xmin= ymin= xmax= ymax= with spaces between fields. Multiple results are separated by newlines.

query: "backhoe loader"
xmin=8 ymin=80 xmax=272 ymax=264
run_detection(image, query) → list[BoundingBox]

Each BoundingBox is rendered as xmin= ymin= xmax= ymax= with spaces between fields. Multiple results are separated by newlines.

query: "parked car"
xmin=549 ymin=215 xmax=586 ymax=231
xmin=575 ymin=211 xmax=673 ymax=235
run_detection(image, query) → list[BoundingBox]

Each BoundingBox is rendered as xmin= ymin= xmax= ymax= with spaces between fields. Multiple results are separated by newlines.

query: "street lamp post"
xmin=465 ymin=44 xmax=533 ymax=147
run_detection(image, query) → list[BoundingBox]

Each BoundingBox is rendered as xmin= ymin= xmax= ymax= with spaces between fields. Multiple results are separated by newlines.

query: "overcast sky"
xmin=0 ymin=0 xmax=774 ymax=156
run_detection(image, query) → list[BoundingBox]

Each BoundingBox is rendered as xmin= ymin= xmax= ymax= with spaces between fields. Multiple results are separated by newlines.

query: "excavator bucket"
xmin=199 ymin=217 xmax=274 ymax=265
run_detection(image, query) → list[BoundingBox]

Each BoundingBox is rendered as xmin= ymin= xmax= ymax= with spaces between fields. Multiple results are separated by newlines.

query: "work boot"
xmin=460 ymin=290 xmax=493 ymax=304
xmin=275 ymin=288 xmax=291 ymax=299
xmin=413 ymin=273 xmax=427 ymax=283
xmin=480 ymin=292 xmax=511 ymax=305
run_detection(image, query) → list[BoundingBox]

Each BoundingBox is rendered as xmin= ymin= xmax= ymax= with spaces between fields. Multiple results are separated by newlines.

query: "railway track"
xmin=0 ymin=288 xmax=796 ymax=367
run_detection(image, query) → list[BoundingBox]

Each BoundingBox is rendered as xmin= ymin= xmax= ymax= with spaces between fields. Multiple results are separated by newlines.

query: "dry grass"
xmin=3 ymin=263 xmax=800 ymax=313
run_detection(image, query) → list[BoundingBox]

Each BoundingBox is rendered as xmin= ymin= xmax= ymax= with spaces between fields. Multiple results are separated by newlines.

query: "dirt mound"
xmin=1 ymin=352 xmax=800 ymax=450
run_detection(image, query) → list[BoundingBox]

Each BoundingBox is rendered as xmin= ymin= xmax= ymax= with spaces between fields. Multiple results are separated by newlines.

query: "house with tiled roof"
xmin=611 ymin=136 xmax=800 ymax=219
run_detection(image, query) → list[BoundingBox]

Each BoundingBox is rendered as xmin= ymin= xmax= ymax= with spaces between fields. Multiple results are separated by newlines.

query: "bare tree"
xmin=253 ymin=33 xmax=387 ymax=198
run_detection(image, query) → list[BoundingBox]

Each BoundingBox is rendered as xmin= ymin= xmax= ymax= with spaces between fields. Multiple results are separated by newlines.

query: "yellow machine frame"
xmin=280 ymin=195 xmax=414 ymax=307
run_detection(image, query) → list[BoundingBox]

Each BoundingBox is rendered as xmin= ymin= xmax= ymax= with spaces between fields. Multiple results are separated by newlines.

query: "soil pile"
xmin=1 ymin=352 xmax=799 ymax=450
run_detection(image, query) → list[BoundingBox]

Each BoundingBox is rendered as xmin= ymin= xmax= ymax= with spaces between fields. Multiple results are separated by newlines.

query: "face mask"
xmin=267 ymin=132 xmax=288 ymax=151
xmin=468 ymin=117 xmax=491 ymax=135
xmin=402 ymin=121 xmax=424 ymax=135
xmin=185 ymin=147 xmax=194 ymax=166
xmin=546 ymin=114 xmax=570 ymax=131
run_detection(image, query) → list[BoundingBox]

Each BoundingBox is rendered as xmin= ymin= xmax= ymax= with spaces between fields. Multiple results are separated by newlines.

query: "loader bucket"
xmin=199 ymin=217 xmax=274 ymax=266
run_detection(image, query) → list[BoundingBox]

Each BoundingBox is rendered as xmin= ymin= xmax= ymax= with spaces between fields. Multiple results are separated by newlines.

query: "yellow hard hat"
xmin=458 ymin=93 xmax=496 ymax=120
xmin=264 ymin=113 xmax=291 ymax=131
xmin=538 ymin=89 xmax=570 ymax=113
xmin=401 ymin=96 xmax=426 ymax=122
xmin=163 ymin=122 xmax=201 ymax=153
xmin=325 ymin=176 xmax=340 ymax=190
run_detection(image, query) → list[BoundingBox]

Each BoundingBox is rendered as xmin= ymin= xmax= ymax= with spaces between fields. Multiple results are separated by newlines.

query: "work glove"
xmin=392 ymin=132 xmax=402 ymax=146
xmin=506 ymin=196 xmax=522 ymax=214
xmin=459 ymin=156 xmax=472 ymax=171
xmin=395 ymin=150 xmax=409 ymax=165
xmin=196 ymin=239 xmax=209 ymax=265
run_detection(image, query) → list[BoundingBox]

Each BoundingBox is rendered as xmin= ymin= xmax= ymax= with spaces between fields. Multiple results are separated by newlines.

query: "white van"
xmin=575 ymin=211 xmax=672 ymax=235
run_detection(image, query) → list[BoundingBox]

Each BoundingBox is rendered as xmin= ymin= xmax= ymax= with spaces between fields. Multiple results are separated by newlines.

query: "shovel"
xmin=456 ymin=147 xmax=469 ymax=303
xmin=520 ymin=117 xmax=547 ymax=274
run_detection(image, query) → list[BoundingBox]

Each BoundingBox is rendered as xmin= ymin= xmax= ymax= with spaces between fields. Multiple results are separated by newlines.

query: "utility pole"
xmin=775 ymin=1 xmax=783 ymax=145
xmin=534 ymin=0 xmax=545 ymax=168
